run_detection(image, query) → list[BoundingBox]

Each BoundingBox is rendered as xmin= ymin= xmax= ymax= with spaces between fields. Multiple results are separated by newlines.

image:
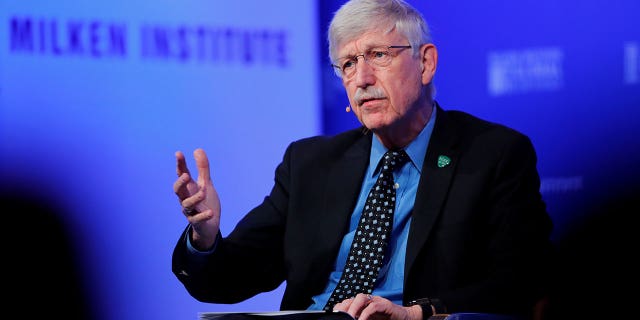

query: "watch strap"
xmin=406 ymin=297 xmax=447 ymax=319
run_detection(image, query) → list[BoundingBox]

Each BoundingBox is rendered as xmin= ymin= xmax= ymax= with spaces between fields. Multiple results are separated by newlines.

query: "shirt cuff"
xmin=185 ymin=225 xmax=220 ymax=256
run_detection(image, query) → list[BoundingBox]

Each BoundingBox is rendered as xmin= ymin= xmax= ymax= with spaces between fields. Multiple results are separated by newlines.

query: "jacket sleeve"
xmin=403 ymin=125 xmax=554 ymax=318
xmin=171 ymin=143 xmax=294 ymax=304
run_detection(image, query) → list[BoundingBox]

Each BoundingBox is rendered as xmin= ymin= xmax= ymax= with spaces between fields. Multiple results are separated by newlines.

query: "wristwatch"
xmin=407 ymin=297 xmax=447 ymax=319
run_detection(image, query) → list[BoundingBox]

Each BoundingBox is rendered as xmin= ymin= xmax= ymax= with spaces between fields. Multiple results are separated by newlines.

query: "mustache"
xmin=354 ymin=87 xmax=386 ymax=105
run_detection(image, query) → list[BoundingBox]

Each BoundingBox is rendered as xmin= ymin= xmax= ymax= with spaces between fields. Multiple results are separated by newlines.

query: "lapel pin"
xmin=437 ymin=155 xmax=451 ymax=168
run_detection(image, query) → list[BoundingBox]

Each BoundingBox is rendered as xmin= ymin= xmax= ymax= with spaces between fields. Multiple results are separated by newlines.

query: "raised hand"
xmin=173 ymin=148 xmax=221 ymax=250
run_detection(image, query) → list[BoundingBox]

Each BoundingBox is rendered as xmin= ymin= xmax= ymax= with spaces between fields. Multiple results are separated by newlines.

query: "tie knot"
xmin=380 ymin=150 xmax=409 ymax=172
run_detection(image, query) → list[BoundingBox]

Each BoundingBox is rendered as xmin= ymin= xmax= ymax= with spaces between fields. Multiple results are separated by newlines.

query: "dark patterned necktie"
xmin=324 ymin=149 xmax=409 ymax=311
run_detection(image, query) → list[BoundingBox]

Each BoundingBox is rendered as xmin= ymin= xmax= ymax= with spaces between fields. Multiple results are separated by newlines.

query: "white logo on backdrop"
xmin=487 ymin=47 xmax=564 ymax=96
xmin=624 ymin=41 xmax=639 ymax=85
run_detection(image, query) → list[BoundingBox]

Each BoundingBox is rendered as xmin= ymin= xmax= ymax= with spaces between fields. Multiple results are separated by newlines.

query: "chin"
xmin=361 ymin=113 xmax=390 ymax=129
xmin=362 ymin=121 xmax=387 ymax=132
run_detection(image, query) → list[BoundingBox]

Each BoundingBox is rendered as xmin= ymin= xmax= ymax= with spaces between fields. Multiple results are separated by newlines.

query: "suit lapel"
xmin=405 ymin=105 xmax=461 ymax=276
xmin=321 ymin=131 xmax=372 ymax=259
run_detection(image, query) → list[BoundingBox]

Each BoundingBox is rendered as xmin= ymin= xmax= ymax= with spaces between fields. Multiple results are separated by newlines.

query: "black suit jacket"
xmin=173 ymin=104 xmax=554 ymax=316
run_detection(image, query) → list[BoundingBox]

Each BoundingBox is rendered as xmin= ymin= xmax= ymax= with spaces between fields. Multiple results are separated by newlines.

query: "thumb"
xmin=193 ymin=148 xmax=211 ymax=184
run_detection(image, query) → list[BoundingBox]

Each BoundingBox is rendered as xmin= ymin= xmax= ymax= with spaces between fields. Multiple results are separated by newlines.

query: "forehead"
xmin=336 ymin=29 xmax=405 ymax=57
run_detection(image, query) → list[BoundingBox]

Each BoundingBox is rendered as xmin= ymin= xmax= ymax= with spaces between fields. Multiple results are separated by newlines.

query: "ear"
xmin=420 ymin=43 xmax=438 ymax=85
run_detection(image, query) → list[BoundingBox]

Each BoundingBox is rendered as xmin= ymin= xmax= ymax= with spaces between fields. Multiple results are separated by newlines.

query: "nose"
xmin=353 ymin=55 xmax=375 ymax=88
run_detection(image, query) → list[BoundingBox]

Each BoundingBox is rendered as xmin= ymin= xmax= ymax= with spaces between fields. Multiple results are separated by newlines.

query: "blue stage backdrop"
xmin=1 ymin=1 xmax=319 ymax=319
xmin=1 ymin=1 xmax=639 ymax=320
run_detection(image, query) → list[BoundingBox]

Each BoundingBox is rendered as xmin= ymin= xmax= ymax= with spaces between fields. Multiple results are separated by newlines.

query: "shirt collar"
xmin=369 ymin=106 xmax=437 ymax=177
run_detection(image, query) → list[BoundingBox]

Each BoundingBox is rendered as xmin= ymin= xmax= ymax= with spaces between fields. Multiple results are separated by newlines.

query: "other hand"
xmin=332 ymin=294 xmax=422 ymax=320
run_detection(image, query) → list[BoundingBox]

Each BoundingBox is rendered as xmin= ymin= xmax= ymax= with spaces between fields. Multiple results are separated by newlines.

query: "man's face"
xmin=337 ymin=29 xmax=434 ymax=133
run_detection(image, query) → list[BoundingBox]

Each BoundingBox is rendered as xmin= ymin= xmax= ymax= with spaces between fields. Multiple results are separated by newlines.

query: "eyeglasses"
xmin=331 ymin=45 xmax=412 ymax=79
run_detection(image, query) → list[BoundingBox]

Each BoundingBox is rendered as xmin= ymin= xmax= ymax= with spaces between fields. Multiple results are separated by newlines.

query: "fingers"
xmin=174 ymin=149 xmax=209 ymax=200
xmin=174 ymin=172 xmax=192 ymax=199
xmin=356 ymin=296 xmax=378 ymax=320
xmin=174 ymin=151 xmax=194 ymax=199
xmin=180 ymin=183 xmax=207 ymax=214
xmin=335 ymin=294 xmax=404 ymax=320
xmin=350 ymin=293 xmax=373 ymax=315
xmin=174 ymin=149 xmax=219 ymax=229
xmin=184 ymin=208 xmax=214 ymax=224
xmin=358 ymin=296 xmax=406 ymax=320
xmin=193 ymin=148 xmax=211 ymax=185
xmin=334 ymin=294 xmax=373 ymax=319
xmin=175 ymin=151 xmax=190 ymax=177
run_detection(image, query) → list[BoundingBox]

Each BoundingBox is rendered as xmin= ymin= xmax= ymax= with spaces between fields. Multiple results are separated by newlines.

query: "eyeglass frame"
xmin=331 ymin=45 xmax=412 ymax=79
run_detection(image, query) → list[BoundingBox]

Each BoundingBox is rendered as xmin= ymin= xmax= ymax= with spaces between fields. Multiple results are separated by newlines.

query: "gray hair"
xmin=327 ymin=0 xmax=432 ymax=63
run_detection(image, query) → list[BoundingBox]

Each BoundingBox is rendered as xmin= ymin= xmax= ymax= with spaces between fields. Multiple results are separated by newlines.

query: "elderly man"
xmin=172 ymin=1 xmax=554 ymax=320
